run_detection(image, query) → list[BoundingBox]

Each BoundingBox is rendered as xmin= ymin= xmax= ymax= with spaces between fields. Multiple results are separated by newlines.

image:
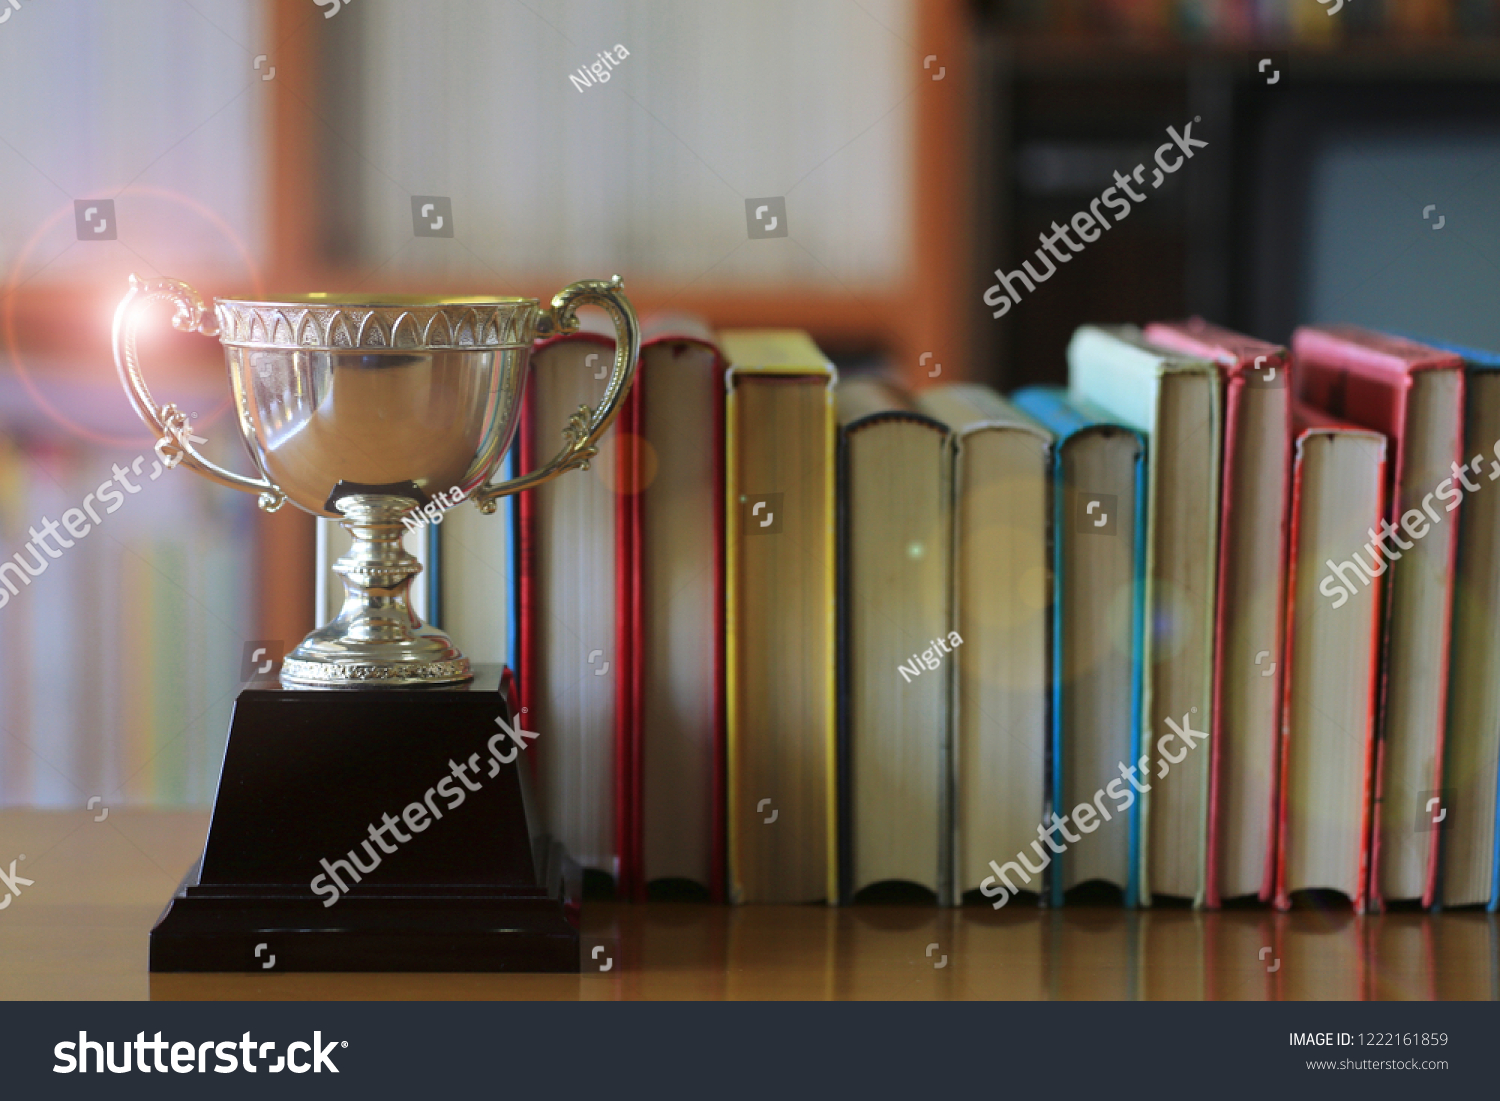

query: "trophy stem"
xmin=280 ymin=495 xmax=472 ymax=688
xmin=334 ymin=497 xmax=425 ymax=641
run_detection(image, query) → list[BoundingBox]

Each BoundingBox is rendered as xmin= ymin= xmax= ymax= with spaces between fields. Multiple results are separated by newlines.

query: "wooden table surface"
xmin=2 ymin=810 xmax=1495 ymax=1001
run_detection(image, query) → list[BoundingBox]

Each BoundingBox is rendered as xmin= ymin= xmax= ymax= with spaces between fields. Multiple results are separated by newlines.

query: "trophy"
xmin=113 ymin=275 xmax=638 ymax=974
xmin=113 ymin=274 xmax=638 ymax=687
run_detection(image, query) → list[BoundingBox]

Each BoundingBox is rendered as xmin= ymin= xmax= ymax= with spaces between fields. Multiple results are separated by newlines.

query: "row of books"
xmin=360 ymin=317 xmax=1499 ymax=912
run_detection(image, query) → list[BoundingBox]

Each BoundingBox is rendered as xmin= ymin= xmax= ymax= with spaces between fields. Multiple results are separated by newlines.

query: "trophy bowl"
xmin=113 ymin=275 xmax=639 ymax=688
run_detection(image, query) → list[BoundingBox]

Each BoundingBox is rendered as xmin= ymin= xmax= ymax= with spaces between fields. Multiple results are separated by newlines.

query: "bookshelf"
xmin=972 ymin=32 xmax=1500 ymax=395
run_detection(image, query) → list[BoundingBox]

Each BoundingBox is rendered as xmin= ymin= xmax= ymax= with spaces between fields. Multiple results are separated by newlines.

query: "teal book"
xmin=1013 ymin=385 xmax=1146 ymax=908
xmin=1067 ymin=325 xmax=1223 ymax=908
xmin=1406 ymin=337 xmax=1500 ymax=913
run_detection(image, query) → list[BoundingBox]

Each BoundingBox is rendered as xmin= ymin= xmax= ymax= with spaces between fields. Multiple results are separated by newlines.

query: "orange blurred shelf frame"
xmin=257 ymin=0 xmax=973 ymax=375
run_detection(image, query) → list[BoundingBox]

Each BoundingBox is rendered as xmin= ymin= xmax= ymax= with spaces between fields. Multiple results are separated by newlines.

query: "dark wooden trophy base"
xmin=150 ymin=665 xmax=580 ymax=972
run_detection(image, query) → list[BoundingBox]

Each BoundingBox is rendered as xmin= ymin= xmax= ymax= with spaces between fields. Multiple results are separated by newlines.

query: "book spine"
xmin=1127 ymin=438 xmax=1149 ymax=909
xmin=1360 ymin=445 xmax=1391 ymax=915
xmin=724 ymin=380 xmax=741 ymax=902
xmin=1205 ymin=372 xmax=1242 ymax=910
xmin=1274 ymin=438 xmax=1307 ymax=913
xmin=939 ymin=430 xmax=958 ymax=908
xmin=1263 ymin=370 xmax=1295 ymax=905
xmin=711 ymin=359 xmax=727 ymax=904
xmin=1050 ymin=445 xmax=1068 ymax=909
xmin=618 ymin=374 xmax=643 ymax=900
xmin=1033 ymin=433 xmax=1054 ymax=910
xmin=835 ymin=425 xmax=852 ymax=906
xmin=503 ymin=445 xmax=519 ymax=677
xmin=517 ymin=380 xmax=537 ymax=787
xmin=823 ymin=379 xmax=839 ymax=905
xmin=1422 ymin=372 xmax=1466 ymax=909
xmin=1492 ymin=722 xmax=1500 ymax=909
xmin=1193 ymin=370 xmax=1225 ymax=910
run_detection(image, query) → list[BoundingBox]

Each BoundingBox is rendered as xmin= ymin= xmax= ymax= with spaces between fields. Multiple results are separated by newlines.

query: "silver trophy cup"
xmin=112 ymin=275 xmax=639 ymax=688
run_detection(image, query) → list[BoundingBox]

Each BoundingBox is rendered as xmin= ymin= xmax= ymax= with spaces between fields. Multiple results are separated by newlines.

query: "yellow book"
xmin=723 ymin=330 xmax=837 ymax=903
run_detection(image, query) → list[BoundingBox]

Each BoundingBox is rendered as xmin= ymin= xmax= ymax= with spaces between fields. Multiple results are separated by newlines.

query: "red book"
xmin=1144 ymin=319 xmax=1292 ymax=907
xmin=519 ymin=323 xmax=623 ymax=890
xmin=1275 ymin=404 xmax=1386 ymax=914
xmin=519 ymin=317 xmax=725 ymax=901
xmin=626 ymin=317 xmax=726 ymax=902
xmin=1291 ymin=327 xmax=1465 ymax=910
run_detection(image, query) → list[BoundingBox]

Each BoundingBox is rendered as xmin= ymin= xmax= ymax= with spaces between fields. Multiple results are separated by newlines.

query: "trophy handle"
xmin=471 ymin=275 xmax=640 ymax=512
xmin=112 ymin=274 xmax=286 ymax=513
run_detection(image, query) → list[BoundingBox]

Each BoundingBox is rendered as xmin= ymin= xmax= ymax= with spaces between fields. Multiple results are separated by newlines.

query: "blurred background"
xmin=2 ymin=0 xmax=1499 ymax=808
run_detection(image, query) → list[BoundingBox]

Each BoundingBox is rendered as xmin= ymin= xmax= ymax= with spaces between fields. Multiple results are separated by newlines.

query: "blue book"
xmin=504 ymin=445 xmax=520 ymax=679
xmin=1013 ymin=386 xmax=1148 ymax=908
xmin=1403 ymin=337 xmax=1500 ymax=913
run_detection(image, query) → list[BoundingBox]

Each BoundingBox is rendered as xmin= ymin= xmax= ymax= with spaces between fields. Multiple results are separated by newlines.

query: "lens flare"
xmin=2 ymin=185 xmax=262 ymax=448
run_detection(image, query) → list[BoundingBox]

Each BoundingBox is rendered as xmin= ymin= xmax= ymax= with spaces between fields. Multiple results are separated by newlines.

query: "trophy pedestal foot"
xmin=279 ymin=653 xmax=472 ymax=688
xmin=150 ymin=666 xmax=581 ymax=972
